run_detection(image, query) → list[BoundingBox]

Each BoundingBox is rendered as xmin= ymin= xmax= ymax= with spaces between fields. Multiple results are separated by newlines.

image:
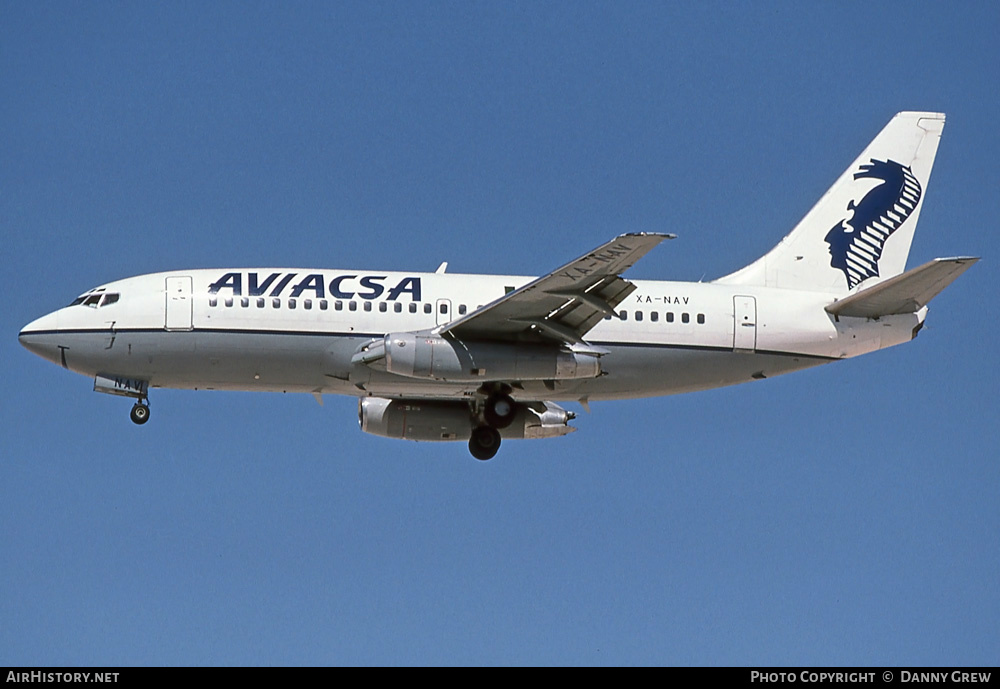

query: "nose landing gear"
xmin=93 ymin=374 xmax=152 ymax=426
xmin=130 ymin=401 xmax=150 ymax=425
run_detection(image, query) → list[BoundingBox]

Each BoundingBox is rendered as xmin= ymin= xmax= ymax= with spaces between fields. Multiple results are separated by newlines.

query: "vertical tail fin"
xmin=716 ymin=111 xmax=945 ymax=293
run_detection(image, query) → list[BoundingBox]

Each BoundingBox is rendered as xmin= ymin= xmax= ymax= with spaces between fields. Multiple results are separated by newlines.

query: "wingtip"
xmin=620 ymin=232 xmax=677 ymax=240
xmin=934 ymin=256 xmax=980 ymax=264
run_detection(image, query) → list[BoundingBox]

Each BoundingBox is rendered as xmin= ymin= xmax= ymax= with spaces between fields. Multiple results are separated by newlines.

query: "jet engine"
xmin=353 ymin=333 xmax=601 ymax=382
xmin=359 ymin=397 xmax=576 ymax=442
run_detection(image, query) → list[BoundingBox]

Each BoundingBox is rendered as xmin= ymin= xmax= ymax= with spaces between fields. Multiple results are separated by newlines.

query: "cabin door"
xmin=165 ymin=276 xmax=193 ymax=331
xmin=733 ymin=295 xmax=757 ymax=351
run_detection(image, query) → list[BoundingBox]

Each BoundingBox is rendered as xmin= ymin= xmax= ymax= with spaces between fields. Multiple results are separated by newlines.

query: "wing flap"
xmin=438 ymin=233 xmax=672 ymax=343
xmin=826 ymin=257 xmax=979 ymax=318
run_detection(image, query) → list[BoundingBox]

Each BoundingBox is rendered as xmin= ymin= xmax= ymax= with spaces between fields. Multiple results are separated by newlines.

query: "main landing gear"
xmin=468 ymin=391 xmax=518 ymax=460
xmin=469 ymin=425 xmax=502 ymax=461
xmin=483 ymin=392 xmax=517 ymax=429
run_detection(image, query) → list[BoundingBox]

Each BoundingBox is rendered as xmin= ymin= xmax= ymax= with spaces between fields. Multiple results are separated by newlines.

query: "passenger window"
xmin=619 ymin=310 xmax=627 ymax=321
xmin=272 ymin=298 xmax=280 ymax=308
xmin=409 ymin=303 xmax=417 ymax=314
xmin=379 ymin=302 xmax=387 ymax=313
xmin=439 ymin=303 xmax=448 ymax=314
xmin=320 ymin=300 xmax=328 ymax=310
xmin=349 ymin=301 xmax=357 ymax=312
xmin=209 ymin=298 xmax=217 ymax=307
xmin=304 ymin=299 xmax=312 ymax=310
xmin=459 ymin=304 xmax=467 ymax=315
xmin=335 ymin=301 xmax=343 ymax=311
xmin=635 ymin=311 xmax=643 ymax=322
xmin=697 ymin=313 xmax=705 ymax=324
xmin=604 ymin=314 xmax=612 ymax=320
xmin=394 ymin=303 xmax=402 ymax=313
xmin=666 ymin=312 xmax=674 ymax=323
xmin=424 ymin=303 xmax=432 ymax=314
xmin=288 ymin=299 xmax=296 ymax=309
xmin=651 ymin=312 xmax=659 ymax=322
xmin=240 ymin=297 xmax=249 ymax=308
xmin=257 ymin=298 xmax=265 ymax=308
xmin=225 ymin=298 xmax=233 ymax=307
xmin=363 ymin=301 xmax=372 ymax=312
xmin=682 ymin=312 xmax=690 ymax=323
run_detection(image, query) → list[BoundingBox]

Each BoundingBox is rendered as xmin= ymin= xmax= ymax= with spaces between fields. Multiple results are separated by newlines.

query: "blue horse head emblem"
xmin=824 ymin=159 xmax=921 ymax=289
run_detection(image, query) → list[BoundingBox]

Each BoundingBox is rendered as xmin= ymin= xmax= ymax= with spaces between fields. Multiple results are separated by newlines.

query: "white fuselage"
xmin=18 ymin=268 xmax=923 ymax=403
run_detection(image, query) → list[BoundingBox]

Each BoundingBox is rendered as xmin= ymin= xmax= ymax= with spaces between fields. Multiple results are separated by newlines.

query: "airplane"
xmin=19 ymin=111 xmax=978 ymax=460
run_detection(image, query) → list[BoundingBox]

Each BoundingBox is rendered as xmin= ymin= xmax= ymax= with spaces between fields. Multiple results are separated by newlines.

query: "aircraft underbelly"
xmin=561 ymin=346 xmax=826 ymax=400
xmin=51 ymin=330 xmax=827 ymax=399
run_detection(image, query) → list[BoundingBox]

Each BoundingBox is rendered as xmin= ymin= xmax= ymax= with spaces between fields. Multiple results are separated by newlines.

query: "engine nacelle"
xmin=375 ymin=333 xmax=601 ymax=382
xmin=359 ymin=397 xmax=576 ymax=442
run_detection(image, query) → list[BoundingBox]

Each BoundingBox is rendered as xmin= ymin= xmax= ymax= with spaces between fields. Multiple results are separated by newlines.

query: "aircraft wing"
xmin=436 ymin=232 xmax=673 ymax=344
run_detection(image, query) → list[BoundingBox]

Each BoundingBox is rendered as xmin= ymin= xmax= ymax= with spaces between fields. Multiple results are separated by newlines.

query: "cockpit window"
xmin=70 ymin=289 xmax=120 ymax=308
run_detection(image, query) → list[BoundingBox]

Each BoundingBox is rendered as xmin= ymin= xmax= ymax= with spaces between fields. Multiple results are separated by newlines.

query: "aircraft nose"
xmin=19 ymin=311 xmax=64 ymax=364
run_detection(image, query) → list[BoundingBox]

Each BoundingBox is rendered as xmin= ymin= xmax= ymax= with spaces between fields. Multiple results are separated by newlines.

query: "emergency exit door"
xmin=435 ymin=299 xmax=452 ymax=326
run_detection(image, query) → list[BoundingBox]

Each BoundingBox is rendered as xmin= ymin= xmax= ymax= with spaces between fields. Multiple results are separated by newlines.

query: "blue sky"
xmin=2 ymin=1 xmax=997 ymax=666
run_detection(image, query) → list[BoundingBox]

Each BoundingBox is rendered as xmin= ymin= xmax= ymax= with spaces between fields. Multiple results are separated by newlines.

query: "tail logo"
xmin=824 ymin=159 xmax=921 ymax=289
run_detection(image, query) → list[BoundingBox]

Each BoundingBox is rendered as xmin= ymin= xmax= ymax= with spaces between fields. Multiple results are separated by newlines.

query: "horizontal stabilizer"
xmin=826 ymin=257 xmax=979 ymax=318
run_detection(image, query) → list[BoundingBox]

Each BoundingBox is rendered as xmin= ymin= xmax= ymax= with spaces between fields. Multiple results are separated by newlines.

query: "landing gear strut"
xmin=469 ymin=425 xmax=501 ymax=461
xmin=130 ymin=402 xmax=150 ymax=425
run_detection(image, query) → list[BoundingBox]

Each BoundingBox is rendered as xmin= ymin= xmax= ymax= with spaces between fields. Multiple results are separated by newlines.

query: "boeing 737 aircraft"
xmin=19 ymin=112 xmax=977 ymax=459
